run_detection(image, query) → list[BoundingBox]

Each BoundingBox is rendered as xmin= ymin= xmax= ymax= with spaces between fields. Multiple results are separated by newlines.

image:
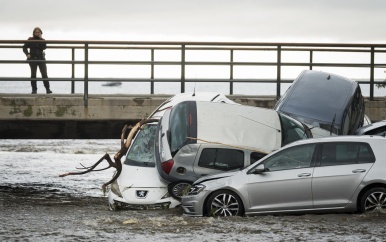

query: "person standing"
xmin=23 ymin=27 xmax=52 ymax=94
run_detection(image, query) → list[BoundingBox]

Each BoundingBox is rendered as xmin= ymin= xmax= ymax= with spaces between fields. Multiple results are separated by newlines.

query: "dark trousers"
xmin=29 ymin=60 xmax=50 ymax=90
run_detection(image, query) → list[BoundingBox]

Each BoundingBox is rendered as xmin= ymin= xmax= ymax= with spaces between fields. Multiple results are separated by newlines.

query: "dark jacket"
xmin=23 ymin=37 xmax=47 ymax=59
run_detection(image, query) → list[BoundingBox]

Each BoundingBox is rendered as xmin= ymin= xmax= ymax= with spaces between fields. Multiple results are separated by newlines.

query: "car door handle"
xmin=352 ymin=169 xmax=366 ymax=173
xmin=298 ymin=173 xmax=311 ymax=177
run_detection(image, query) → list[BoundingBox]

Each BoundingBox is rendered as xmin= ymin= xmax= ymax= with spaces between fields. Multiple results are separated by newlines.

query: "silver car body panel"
xmin=312 ymin=163 xmax=373 ymax=208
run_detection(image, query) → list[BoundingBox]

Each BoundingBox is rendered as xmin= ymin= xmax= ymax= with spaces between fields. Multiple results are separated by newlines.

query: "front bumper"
xmin=181 ymin=193 xmax=208 ymax=217
xmin=108 ymin=187 xmax=180 ymax=210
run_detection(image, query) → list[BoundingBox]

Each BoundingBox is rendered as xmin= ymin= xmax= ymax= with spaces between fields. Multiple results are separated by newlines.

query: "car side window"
xmin=263 ymin=144 xmax=316 ymax=172
xmin=319 ymin=142 xmax=375 ymax=166
xmin=358 ymin=144 xmax=376 ymax=163
xmin=198 ymin=148 xmax=244 ymax=171
xmin=250 ymin=152 xmax=267 ymax=165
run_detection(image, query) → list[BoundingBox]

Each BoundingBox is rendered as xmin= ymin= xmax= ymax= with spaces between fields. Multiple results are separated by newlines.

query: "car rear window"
xmin=198 ymin=148 xmax=244 ymax=171
xmin=169 ymin=101 xmax=197 ymax=154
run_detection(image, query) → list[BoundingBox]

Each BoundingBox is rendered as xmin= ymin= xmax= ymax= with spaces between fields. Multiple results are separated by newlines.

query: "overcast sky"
xmin=1 ymin=0 xmax=386 ymax=43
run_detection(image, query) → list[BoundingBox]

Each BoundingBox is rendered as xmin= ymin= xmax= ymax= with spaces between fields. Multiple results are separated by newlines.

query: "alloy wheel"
xmin=210 ymin=192 xmax=241 ymax=216
xmin=364 ymin=191 xmax=386 ymax=212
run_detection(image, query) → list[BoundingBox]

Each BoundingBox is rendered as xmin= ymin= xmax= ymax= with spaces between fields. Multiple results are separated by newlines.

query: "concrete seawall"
xmin=1 ymin=94 xmax=385 ymax=138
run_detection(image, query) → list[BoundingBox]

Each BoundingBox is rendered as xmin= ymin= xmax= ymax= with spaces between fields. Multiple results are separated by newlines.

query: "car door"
xmin=312 ymin=142 xmax=375 ymax=208
xmin=247 ymin=144 xmax=316 ymax=213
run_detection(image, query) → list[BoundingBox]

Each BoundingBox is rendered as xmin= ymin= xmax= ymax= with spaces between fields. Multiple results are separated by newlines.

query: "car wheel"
xmin=168 ymin=181 xmax=193 ymax=200
xmin=206 ymin=190 xmax=244 ymax=217
xmin=360 ymin=187 xmax=386 ymax=213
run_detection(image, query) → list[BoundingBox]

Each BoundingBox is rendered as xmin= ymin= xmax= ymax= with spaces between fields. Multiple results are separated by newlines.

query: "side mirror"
xmin=251 ymin=164 xmax=266 ymax=174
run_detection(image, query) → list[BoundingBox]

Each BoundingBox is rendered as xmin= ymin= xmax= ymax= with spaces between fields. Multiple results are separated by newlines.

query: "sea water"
xmin=0 ymin=139 xmax=118 ymax=197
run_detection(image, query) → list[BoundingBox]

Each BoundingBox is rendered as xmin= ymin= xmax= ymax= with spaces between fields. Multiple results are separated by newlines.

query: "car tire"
xmin=206 ymin=190 xmax=244 ymax=217
xmin=359 ymin=187 xmax=386 ymax=213
xmin=168 ymin=181 xmax=193 ymax=200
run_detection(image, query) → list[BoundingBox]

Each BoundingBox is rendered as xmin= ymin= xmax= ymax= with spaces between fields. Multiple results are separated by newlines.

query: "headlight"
xmin=187 ymin=184 xmax=205 ymax=195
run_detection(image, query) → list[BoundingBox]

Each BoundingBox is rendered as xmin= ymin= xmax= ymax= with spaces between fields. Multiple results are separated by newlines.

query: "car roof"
xmin=286 ymin=134 xmax=386 ymax=147
xmin=194 ymin=101 xmax=282 ymax=153
xmin=275 ymin=70 xmax=358 ymax=125
xmin=150 ymin=92 xmax=235 ymax=119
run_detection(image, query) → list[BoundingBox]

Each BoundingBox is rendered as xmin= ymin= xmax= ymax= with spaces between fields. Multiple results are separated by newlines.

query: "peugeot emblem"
xmin=136 ymin=190 xmax=148 ymax=199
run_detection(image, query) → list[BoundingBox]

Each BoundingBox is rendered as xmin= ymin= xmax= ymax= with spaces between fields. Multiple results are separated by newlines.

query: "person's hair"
xmin=33 ymin=27 xmax=43 ymax=35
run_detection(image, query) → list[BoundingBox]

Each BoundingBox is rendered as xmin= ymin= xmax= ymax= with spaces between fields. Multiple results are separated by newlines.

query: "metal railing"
xmin=1 ymin=40 xmax=386 ymax=106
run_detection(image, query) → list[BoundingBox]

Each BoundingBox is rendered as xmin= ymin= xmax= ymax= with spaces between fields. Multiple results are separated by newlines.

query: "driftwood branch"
xmin=59 ymin=118 xmax=158 ymax=192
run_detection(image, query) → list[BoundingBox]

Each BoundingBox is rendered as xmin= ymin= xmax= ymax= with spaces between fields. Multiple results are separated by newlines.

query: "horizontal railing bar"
xmin=0 ymin=77 xmax=384 ymax=84
xmin=1 ymin=60 xmax=385 ymax=68
xmin=2 ymin=40 xmax=386 ymax=48
xmin=2 ymin=44 xmax=386 ymax=53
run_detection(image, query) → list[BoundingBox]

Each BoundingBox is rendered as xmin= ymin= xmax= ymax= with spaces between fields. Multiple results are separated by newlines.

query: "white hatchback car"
xmin=108 ymin=92 xmax=236 ymax=210
xmin=155 ymin=101 xmax=313 ymax=200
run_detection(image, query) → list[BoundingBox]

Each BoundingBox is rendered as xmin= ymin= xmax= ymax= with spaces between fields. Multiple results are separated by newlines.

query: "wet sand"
xmin=1 ymin=185 xmax=386 ymax=242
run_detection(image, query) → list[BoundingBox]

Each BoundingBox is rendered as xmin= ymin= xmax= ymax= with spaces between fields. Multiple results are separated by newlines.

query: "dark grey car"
xmin=275 ymin=70 xmax=365 ymax=136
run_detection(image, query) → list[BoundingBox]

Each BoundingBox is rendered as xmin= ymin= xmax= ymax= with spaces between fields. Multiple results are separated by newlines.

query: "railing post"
xmin=309 ymin=50 xmax=313 ymax=70
xmin=276 ymin=45 xmax=282 ymax=100
xmin=181 ymin=44 xmax=185 ymax=93
xmin=71 ymin=48 xmax=75 ymax=94
xmin=370 ymin=47 xmax=374 ymax=101
xmin=230 ymin=49 xmax=234 ymax=95
xmin=151 ymin=48 xmax=154 ymax=94
xmin=84 ymin=44 xmax=89 ymax=107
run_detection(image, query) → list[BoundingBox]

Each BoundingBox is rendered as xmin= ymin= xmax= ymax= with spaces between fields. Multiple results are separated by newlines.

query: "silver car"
xmin=182 ymin=135 xmax=386 ymax=217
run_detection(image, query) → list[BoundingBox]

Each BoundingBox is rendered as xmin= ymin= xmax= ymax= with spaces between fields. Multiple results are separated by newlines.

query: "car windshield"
xmin=124 ymin=124 xmax=157 ymax=167
xmin=279 ymin=113 xmax=309 ymax=146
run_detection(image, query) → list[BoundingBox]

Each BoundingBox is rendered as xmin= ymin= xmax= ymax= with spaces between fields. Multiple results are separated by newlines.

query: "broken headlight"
xmin=187 ymin=184 xmax=205 ymax=195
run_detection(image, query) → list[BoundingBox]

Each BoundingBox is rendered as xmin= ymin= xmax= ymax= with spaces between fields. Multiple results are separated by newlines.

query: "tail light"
xmin=161 ymin=159 xmax=174 ymax=174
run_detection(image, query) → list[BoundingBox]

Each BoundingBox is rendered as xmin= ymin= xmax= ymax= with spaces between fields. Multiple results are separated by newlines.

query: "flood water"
xmin=1 ymin=139 xmax=386 ymax=241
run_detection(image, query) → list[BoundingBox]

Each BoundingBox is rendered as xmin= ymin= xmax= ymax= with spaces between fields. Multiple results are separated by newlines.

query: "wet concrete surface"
xmin=1 ymin=185 xmax=386 ymax=242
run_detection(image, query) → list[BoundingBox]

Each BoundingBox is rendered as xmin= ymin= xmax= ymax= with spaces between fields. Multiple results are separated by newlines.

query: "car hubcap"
xmin=365 ymin=192 xmax=386 ymax=212
xmin=211 ymin=193 xmax=239 ymax=216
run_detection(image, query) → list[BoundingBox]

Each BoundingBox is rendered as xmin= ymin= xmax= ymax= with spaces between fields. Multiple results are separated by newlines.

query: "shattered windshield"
xmin=124 ymin=124 xmax=157 ymax=167
xmin=279 ymin=113 xmax=309 ymax=146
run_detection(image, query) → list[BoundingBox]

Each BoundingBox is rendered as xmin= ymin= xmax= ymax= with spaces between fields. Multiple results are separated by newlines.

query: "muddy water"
xmin=1 ymin=187 xmax=386 ymax=242
xmin=1 ymin=140 xmax=386 ymax=241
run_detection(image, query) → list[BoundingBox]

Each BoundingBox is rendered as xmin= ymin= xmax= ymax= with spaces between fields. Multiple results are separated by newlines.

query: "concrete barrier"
xmin=1 ymin=94 xmax=385 ymax=138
